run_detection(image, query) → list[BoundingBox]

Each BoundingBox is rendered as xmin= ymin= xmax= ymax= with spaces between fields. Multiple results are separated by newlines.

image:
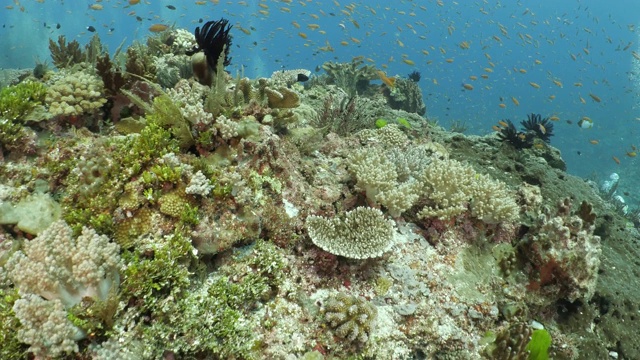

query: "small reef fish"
xmin=149 ymin=24 xmax=169 ymax=32
xmin=612 ymin=156 xmax=621 ymax=164
xmin=589 ymin=93 xmax=601 ymax=102
xmin=462 ymin=83 xmax=474 ymax=90
xmin=578 ymin=117 xmax=593 ymax=129
xmin=377 ymin=71 xmax=396 ymax=88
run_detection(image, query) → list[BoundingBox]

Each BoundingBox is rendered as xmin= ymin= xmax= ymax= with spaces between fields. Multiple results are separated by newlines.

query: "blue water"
xmin=1 ymin=0 xmax=639 ymax=180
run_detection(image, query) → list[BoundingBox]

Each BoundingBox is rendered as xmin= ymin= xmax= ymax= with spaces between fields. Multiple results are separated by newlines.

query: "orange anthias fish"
xmin=377 ymin=71 xmax=396 ymax=88
xmin=149 ymin=24 xmax=169 ymax=32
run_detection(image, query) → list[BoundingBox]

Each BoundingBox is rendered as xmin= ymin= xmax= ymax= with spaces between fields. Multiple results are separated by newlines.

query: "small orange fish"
xmin=149 ymin=24 xmax=169 ymax=32
xmin=626 ymin=151 xmax=637 ymax=157
xmin=402 ymin=59 xmax=415 ymax=66
xmin=589 ymin=139 xmax=599 ymax=145
xmin=492 ymin=125 xmax=501 ymax=131
xmin=511 ymin=96 xmax=520 ymax=106
xmin=589 ymin=93 xmax=601 ymax=102
xmin=529 ymin=82 xmax=540 ymax=89
xmin=377 ymin=71 xmax=396 ymax=88
xmin=613 ymin=156 xmax=621 ymax=164
xmin=549 ymin=115 xmax=560 ymax=121
xmin=129 ymin=0 xmax=141 ymax=4
xmin=498 ymin=103 xmax=506 ymax=108
xmin=498 ymin=120 xmax=509 ymax=127
xmin=462 ymin=83 xmax=474 ymax=90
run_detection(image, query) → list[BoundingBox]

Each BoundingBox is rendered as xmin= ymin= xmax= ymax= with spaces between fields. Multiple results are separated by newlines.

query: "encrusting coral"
xmin=521 ymin=198 xmax=601 ymax=302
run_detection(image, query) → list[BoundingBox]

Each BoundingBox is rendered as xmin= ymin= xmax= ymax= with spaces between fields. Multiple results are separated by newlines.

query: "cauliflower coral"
xmin=5 ymin=220 xmax=120 ymax=357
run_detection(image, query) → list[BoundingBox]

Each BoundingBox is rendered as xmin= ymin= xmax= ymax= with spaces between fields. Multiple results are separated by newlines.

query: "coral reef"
xmin=4 ymin=220 xmax=120 ymax=357
xmin=0 ymin=22 xmax=637 ymax=360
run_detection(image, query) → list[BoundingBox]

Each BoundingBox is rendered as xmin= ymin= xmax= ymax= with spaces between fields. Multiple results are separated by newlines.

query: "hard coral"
xmin=306 ymin=207 xmax=396 ymax=259
xmin=46 ymin=69 xmax=107 ymax=117
xmin=321 ymin=292 xmax=378 ymax=344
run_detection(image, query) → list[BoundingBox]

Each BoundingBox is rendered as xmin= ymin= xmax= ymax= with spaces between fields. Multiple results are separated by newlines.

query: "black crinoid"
xmin=497 ymin=119 xmax=534 ymax=149
xmin=186 ymin=18 xmax=233 ymax=70
xmin=521 ymin=113 xmax=554 ymax=143
xmin=407 ymin=70 xmax=421 ymax=82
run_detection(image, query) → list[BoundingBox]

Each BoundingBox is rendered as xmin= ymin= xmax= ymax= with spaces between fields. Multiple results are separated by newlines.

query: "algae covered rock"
xmin=0 ymin=192 xmax=62 ymax=235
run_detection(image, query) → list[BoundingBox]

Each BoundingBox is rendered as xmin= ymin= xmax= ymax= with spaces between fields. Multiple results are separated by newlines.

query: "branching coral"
xmin=347 ymin=141 xmax=431 ymax=217
xmin=270 ymin=68 xmax=311 ymax=87
xmin=306 ymin=207 xmax=396 ymax=259
xmin=418 ymin=157 xmax=520 ymax=223
xmin=321 ymin=292 xmax=378 ymax=344
xmin=48 ymin=35 xmax=83 ymax=69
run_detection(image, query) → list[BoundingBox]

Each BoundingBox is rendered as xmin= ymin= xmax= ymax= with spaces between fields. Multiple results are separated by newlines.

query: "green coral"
xmin=120 ymin=232 xmax=194 ymax=314
xmin=0 ymin=288 xmax=26 ymax=359
xmin=0 ymin=118 xmax=31 ymax=152
xmin=134 ymin=240 xmax=285 ymax=358
xmin=0 ymin=81 xmax=47 ymax=120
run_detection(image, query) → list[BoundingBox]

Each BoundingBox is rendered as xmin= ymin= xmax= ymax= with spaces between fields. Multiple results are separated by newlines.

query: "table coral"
xmin=306 ymin=206 xmax=396 ymax=259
